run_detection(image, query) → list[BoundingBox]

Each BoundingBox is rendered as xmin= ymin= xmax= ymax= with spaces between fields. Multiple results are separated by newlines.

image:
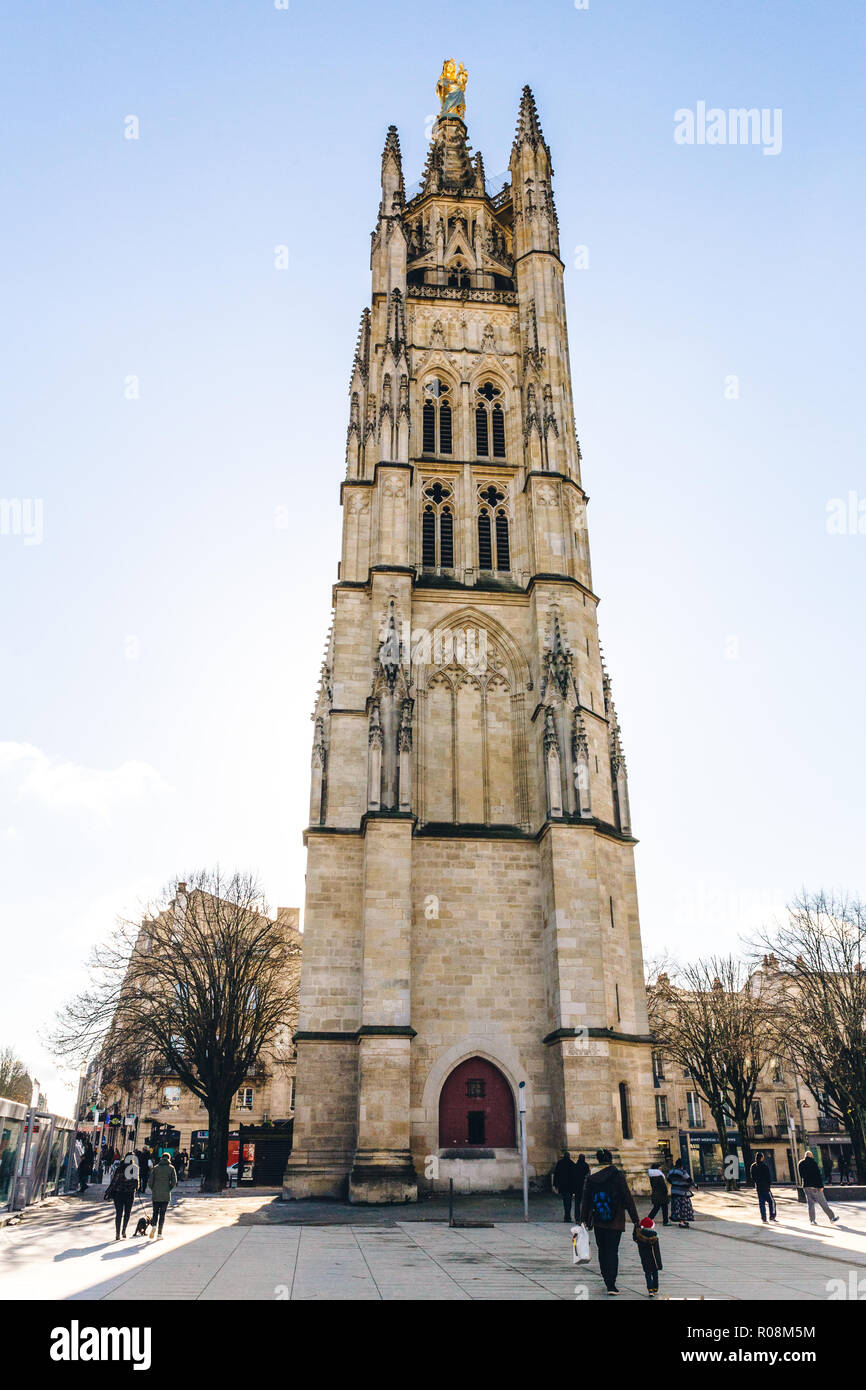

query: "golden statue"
xmin=436 ymin=59 xmax=468 ymax=121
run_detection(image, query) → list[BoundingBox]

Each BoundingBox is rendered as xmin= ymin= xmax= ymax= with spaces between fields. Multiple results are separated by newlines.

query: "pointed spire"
xmin=380 ymin=125 xmax=405 ymax=215
xmin=349 ymin=307 xmax=371 ymax=387
xmin=420 ymin=117 xmax=476 ymax=195
xmin=511 ymin=85 xmax=550 ymax=161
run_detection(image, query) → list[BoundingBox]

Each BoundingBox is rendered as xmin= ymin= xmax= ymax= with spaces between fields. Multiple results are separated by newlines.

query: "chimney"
xmin=177 ymin=881 xmax=187 ymax=894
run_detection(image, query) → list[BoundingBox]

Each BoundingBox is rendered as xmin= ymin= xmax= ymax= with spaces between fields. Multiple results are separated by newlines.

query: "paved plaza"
xmin=2 ymin=1186 xmax=865 ymax=1301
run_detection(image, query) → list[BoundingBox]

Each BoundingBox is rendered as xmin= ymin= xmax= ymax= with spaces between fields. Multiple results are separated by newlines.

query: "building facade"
xmin=651 ymin=1048 xmax=806 ymax=1184
xmin=284 ymin=66 xmax=659 ymax=1203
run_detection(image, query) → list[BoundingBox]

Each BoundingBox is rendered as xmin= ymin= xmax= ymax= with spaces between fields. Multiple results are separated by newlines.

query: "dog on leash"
xmin=132 ymin=1214 xmax=152 ymax=1237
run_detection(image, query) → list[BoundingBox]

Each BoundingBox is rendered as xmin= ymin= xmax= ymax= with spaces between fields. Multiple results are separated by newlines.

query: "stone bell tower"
xmin=283 ymin=65 xmax=657 ymax=1203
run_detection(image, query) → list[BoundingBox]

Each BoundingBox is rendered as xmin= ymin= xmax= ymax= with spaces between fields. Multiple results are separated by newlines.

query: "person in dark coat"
xmin=633 ymin=1215 xmax=663 ymax=1296
xmin=799 ymin=1150 xmax=839 ymax=1226
xmin=579 ymin=1148 xmax=640 ymax=1295
xmin=573 ymin=1153 xmax=589 ymax=1212
xmin=76 ymin=1139 xmax=94 ymax=1194
xmin=553 ymin=1150 xmax=577 ymax=1222
xmin=750 ymin=1151 xmax=777 ymax=1223
xmin=667 ymin=1161 xmax=695 ymax=1228
xmin=647 ymin=1164 xmax=669 ymax=1225
xmin=106 ymin=1153 xmax=139 ymax=1239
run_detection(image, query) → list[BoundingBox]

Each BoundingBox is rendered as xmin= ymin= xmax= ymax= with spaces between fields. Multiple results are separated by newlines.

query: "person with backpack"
xmin=798 ymin=1150 xmax=839 ymax=1226
xmin=667 ymin=1160 xmax=695 ymax=1228
xmin=647 ymin=1163 xmax=670 ymax=1225
xmin=552 ymin=1150 xmax=577 ymax=1222
xmin=579 ymin=1148 xmax=640 ymax=1295
xmin=749 ymin=1150 xmax=777 ymax=1223
xmin=147 ymin=1152 xmax=177 ymax=1240
xmin=105 ymin=1152 xmax=140 ymax=1240
xmin=633 ymin=1215 xmax=663 ymax=1296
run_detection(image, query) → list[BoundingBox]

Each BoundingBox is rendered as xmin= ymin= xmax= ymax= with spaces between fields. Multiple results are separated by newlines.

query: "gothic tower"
xmin=284 ymin=67 xmax=657 ymax=1202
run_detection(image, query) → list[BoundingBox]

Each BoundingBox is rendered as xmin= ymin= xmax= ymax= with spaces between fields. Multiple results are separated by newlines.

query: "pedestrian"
xmin=667 ymin=1160 xmax=695 ymax=1229
xmin=105 ymin=1152 xmax=139 ymax=1240
xmin=798 ymin=1150 xmax=839 ymax=1226
xmin=175 ymin=1150 xmax=187 ymax=1182
xmin=633 ymin=1215 xmax=663 ymax=1297
xmin=749 ymin=1150 xmax=777 ymax=1223
xmin=77 ymin=1139 xmax=94 ymax=1194
xmin=839 ymin=1155 xmax=852 ymax=1186
xmin=573 ymin=1152 xmax=589 ymax=1212
xmin=823 ymin=1157 xmax=833 ymax=1186
xmin=134 ymin=1148 xmax=148 ymax=1193
xmin=552 ymin=1149 xmax=577 ymax=1222
xmin=579 ymin=1147 xmax=640 ymax=1296
xmin=647 ymin=1163 xmax=670 ymax=1225
xmin=147 ymin=1152 xmax=177 ymax=1240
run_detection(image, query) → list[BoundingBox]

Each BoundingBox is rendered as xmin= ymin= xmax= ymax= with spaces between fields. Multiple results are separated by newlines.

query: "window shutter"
xmin=495 ymin=511 xmax=510 ymax=571
xmin=477 ymin=510 xmax=492 ymax=570
xmin=492 ymin=403 xmax=506 ymax=457
xmin=475 ymin=405 xmax=489 ymax=457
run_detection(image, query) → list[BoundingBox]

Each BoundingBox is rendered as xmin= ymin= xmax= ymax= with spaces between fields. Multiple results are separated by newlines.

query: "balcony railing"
xmin=817 ymin=1115 xmax=844 ymax=1134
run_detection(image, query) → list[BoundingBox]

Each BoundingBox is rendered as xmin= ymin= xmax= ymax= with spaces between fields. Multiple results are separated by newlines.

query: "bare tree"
xmin=0 ymin=1047 xmax=32 ymax=1105
xmin=648 ymin=957 xmax=777 ymax=1186
xmin=50 ymin=870 xmax=300 ymax=1192
xmin=754 ymin=891 xmax=866 ymax=1183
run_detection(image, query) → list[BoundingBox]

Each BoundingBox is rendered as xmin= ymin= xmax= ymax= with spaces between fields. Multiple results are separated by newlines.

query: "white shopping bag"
xmin=571 ymin=1223 xmax=591 ymax=1264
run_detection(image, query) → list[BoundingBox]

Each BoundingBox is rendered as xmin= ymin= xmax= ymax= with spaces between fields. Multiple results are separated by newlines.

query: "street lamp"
xmin=518 ymin=1081 xmax=529 ymax=1222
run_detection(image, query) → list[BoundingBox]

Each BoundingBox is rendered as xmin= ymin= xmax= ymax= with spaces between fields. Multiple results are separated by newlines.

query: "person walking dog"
xmin=798 ymin=1150 xmax=839 ymax=1226
xmin=750 ymin=1151 xmax=777 ymax=1223
xmin=105 ymin=1152 xmax=140 ymax=1239
xmin=579 ymin=1148 xmax=640 ymax=1295
xmin=147 ymin=1152 xmax=177 ymax=1240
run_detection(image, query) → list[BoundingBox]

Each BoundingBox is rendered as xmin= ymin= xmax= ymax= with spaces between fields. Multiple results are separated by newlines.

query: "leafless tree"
xmin=50 ymin=870 xmax=300 ymax=1192
xmin=648 ymin=956 xmax=778 ymax=1185
xmin=0 ymin=1047 xmax=32 ymax=1105
xmin=754 ymin=891 xmax=866 ymax=1183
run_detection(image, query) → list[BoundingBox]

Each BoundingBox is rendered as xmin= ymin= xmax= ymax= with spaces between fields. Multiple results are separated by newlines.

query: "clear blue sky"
xmin=1 ymin=0 xmax=864 ymax=1110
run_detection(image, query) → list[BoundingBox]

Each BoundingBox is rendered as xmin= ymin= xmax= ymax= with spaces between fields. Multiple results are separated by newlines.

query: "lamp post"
xmin=518 ymin=1081 xmax=529 ymax=1222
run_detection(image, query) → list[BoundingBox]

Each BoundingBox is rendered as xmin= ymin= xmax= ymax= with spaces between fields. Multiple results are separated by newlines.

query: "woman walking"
xmin=667 ymin=1159 xmax=695 ymax=1229
xmin=106 ymin=1152 xmax=140 ymax=1240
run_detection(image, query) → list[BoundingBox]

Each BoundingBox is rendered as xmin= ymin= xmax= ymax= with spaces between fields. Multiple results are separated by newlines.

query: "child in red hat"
xmin=633 ymin=1215 xmax=663 ymax=1297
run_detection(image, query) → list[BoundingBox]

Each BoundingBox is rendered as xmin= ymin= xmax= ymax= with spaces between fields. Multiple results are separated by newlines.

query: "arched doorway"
xmin=438 ymin=1057 xmax=516 ymax=1149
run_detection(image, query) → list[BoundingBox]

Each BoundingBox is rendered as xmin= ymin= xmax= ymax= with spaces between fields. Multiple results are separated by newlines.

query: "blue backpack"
xmin=591 ymin=1174 xmax=620 ymax=1224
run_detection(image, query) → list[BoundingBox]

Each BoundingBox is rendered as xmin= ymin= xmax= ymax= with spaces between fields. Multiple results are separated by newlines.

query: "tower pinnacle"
xmin=511 ymin=84 xmax=550 ymax=162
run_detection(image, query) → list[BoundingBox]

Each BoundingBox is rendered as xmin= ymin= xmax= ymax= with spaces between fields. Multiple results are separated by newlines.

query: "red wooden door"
xmin=438 ymin=1057 xmax=516 ymax=1148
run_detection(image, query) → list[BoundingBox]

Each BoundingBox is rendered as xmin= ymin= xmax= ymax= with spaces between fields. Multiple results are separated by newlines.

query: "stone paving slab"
xmin=2 ymin=1186 xmax=865 ymax=1301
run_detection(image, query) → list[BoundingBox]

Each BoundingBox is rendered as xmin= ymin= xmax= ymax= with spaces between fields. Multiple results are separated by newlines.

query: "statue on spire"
xmin=436 ymin=59 xmax=468 ymax=120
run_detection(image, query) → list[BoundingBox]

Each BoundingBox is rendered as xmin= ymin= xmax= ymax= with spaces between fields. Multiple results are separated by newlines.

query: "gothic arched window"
xmin=422 ymin=378 xmax=452 ymax=455
xmin=477 ymin=484 xmax=509 ymax=573
xmin=421 ymin=481 xmax=455 ymax=571
xmin=475 ymin=382 xmax=506 ymax=459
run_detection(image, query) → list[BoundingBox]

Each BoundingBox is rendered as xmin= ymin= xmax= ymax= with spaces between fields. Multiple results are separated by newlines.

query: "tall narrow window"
xmin=619 ymin=1081 xmax=632 ymax=1140
xmin=422 ymin=399 xmax=435 ymax=453
xmin=477 ymin=510 xmax=493 ymax=570
xmin=492 ymin=403 xmax=506 ymax=457
xmin=495 ymin=510 xmax=510 ymax=571
xmin=475 ymin=382 xmax=505 ymax=459
xmin=423 ymin=378 xmax=452 ymax=455
xmin=422 ymin=507 xmax=436 ymax=567
xmin=475 ymin=405 xmax=489 ymax=457
xmin=439 ymin=400 xmax=452 ymax=453
xmin=440 ymin=506 xmax=454 ymax=567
